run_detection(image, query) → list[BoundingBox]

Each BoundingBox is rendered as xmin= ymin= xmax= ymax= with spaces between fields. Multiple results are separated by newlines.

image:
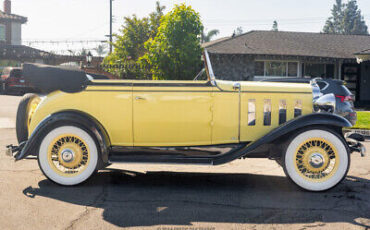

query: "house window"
xmin=255 ymin=61 xmax=298 ymax=78
xmin=266 ymin=61 xmax=287 ymax=76
xmin=288 ymin=62 xmax=298 ymax=76
xmin=304 ymin=63 xmax=325 ymax=78
xmin=0 ymin=25 xmax=5 ymax=41
xmin=255 ymin=61 xmax=264 ymax=76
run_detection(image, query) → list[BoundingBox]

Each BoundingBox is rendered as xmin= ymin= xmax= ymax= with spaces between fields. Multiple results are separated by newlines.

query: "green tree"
xmin=102 ymin=1 xmax=165 ymax=78
xmin=201 ymin=29 xmax=219 ymax=43
xmin=102 ymin=16 xmax=150 ymax=78
xmin=272 ymin=20 xmax=278 ymax=31
xmin=141 ymin=4 xmax=204 ymax=80
xmin=114 ymin=16 xmax=151 ymax=61
xmin=80 ymin=48 xmax=88 ymax=56
xmin=235 ymin=26 xmax=243 ymax=35
xmin=343 ymin=0 xmax=368 ymax=34
xmin=323 ymin=0 xmax=368 ymax=35
xmin=323 ymin=0 xmax=344 ymax=34
xmin=149 ymin=1 xmax=166 ymax=37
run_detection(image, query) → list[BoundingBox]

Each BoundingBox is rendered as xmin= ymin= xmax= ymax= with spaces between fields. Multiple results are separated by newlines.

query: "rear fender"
xmin=15 ymin=111 xmax=111 ymax=163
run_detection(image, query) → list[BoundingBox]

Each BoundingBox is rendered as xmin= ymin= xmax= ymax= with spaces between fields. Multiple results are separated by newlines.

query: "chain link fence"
xmin=101 ymin=64 xmax=153 ymax=80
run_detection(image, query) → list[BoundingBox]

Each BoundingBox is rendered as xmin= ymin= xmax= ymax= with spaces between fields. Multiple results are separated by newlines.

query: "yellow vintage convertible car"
xmin=6 ymin=51 xmax=365 ymax=191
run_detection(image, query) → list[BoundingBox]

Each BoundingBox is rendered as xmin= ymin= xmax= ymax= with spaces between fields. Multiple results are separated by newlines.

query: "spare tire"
xmin=16 ymin=93 xmax=40 ymax=144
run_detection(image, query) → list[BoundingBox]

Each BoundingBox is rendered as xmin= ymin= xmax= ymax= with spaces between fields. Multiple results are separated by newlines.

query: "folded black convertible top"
xmin=22 ymin=63 xmax=89 ymax=94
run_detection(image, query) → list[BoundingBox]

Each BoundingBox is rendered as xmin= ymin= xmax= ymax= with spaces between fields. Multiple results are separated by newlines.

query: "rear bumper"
xmin=5 ymin=146 xmax=13 ymax=157
xmin=5 ymin=142 xmax=26 ymax=158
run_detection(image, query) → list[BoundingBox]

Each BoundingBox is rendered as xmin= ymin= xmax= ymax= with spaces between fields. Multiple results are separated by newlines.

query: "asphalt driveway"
xmin=0 ymin=95 xmax=369 ymax=230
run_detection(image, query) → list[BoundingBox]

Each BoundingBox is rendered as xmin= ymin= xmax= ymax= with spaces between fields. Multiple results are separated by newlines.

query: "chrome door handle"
xmin=135 ymin=96 xmax=146 ymax=100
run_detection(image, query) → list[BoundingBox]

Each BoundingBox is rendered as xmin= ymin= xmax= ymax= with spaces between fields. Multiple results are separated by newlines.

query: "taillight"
xmin=335 ymin=95 xmax=353 ymax=102
xmin=8 ymin=77 xmax=17 ymax=83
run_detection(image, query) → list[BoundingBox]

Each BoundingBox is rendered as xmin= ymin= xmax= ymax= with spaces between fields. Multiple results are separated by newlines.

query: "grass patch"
xmin=352 ymin=111 xmax=370 ymax=130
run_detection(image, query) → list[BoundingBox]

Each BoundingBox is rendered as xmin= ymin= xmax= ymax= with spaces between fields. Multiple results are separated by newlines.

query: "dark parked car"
xmin=262 ymin=78 xmax=356 ymax=125
xmin=1 ymin=67 xmax=32 ymax=95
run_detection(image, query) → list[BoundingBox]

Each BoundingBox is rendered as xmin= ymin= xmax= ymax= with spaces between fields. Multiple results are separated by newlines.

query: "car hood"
xmin=216 ymin=80 xmax=312 ymax=93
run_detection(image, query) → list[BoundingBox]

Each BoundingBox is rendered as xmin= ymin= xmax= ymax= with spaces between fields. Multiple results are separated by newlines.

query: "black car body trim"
xmin=88 ymin=81 xmax=213 ymax=87
xmin=15 ymin=111 xmax=111 ymax=163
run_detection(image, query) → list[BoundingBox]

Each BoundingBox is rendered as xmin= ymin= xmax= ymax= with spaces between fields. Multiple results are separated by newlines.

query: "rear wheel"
xmin=283 ymin=129 xmax=349 ymax=191
xmin=38 ymin=126 xmax=99 ymax=186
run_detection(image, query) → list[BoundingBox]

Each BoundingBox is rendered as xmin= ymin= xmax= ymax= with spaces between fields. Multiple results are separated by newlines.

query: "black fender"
xmin=213 ymin=113 xmax=352 ymax=165
xmin=15 ymin=111 xmax=111 ymax=163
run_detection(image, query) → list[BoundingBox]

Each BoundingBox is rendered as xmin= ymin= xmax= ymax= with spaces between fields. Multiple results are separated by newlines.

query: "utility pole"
xmin=109 ymin=0 xmax=113 ymax=53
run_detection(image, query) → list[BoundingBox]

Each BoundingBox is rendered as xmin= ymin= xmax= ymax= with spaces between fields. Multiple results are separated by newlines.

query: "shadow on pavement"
xmin=23 ymin=169 xmax=370 ymax=228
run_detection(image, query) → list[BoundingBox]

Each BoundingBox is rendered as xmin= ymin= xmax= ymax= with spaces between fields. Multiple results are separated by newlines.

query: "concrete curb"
xmin=344 ymin=129 xmax=370 ymax=139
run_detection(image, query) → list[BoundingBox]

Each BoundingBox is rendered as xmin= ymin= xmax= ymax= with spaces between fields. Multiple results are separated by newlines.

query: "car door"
xmin=132 ymin=81 xmax=213 ymax=147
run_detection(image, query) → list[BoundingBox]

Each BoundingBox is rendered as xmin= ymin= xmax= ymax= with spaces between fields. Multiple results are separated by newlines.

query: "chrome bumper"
xmin=5 ymin=145 xmax=13 ymax=157
xmin=5 ymin=143 xmax=25 ymax=158
xmin=346 ymin=133 xmax=367 ymax=157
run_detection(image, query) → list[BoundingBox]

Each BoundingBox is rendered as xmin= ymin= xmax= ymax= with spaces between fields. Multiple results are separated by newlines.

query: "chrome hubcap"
xmin=309 ymin=153 xmax=325 ymax=168
xmin=61 ymin=149 xmax=75 ymax=163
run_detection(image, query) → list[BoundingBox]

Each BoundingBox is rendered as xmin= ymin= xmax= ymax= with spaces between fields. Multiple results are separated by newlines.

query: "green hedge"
xmin=352 ymin=111 xmax=370 ymax=130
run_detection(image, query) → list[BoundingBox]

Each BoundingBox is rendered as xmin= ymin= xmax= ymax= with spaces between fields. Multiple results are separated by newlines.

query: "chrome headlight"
xmin=313 ymin=93 xmax=336 ymax=113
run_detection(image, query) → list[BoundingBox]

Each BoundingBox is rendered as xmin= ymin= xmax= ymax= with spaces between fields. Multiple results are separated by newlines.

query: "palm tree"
xmin=79 ymin=48 xmax=88 ymax=56
xmin=94 ymin=44 xmax=107 ymax=57
xmin=201 ymin=29 xmax=220 ymax=43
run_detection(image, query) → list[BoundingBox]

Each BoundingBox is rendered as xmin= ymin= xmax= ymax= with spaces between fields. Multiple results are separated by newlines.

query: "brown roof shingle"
xmin=201 ymin=37 xmax=230 ymax=48
xmin=205 ymin=30 xmax=370 ymax=59
xmin=355 ymin=48 xmax=370 ymax=55
xmin=0 ymin=10 xmax=27 ymax=23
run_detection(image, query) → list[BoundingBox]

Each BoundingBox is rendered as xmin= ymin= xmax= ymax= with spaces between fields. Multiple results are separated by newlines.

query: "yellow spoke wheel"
xmin=47 ymin=135 xmax=90 ymax=177
xmin=294 ymin=138 xmax=339 ymax=182
xmin=39 ymin=126 xmax=98 ymax=186
xmin=284 ymin=129 xmax=349 ymax=191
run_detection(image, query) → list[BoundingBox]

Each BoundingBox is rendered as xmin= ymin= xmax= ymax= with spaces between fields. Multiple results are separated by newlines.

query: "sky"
xmin=11 ymin=0 xmax=370 ymax=55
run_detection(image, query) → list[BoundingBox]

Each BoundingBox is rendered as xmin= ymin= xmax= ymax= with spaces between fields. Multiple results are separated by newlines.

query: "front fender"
xmin=213 ymin=113 xmax=352 ymax=165
xmin=15 ymin=111 xmax=111 ymax=163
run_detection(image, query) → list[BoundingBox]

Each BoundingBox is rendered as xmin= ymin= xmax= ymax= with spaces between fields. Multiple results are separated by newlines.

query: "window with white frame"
xmin=304 ymin=63 xmax=325 ymax=78
xmin=0 ymin=25 xmax=5 ymax=41
xmin=255 ymin=61 xmax=298 ymax=78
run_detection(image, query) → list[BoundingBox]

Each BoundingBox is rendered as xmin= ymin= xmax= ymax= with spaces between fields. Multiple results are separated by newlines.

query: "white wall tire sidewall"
xmin=39 ymin=126 xmax=98 ymax=186
xmin=285 ymin=129 xmax=348 ymax=191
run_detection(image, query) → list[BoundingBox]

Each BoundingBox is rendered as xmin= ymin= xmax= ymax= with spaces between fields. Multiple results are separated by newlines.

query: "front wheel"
xmin=283 ymin=129 xmax=349 ymax=191
xmin=38 ymin=126 xmax=99 ymax=186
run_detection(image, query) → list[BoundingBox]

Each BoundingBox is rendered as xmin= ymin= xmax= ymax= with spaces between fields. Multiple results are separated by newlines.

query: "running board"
xmin=108 ymin=143 xmax=250 ymax=165
xmin=108 ymin=144 xmax=247 ymax=165
xmin=109 ymin=154 xmax=214 ymax=165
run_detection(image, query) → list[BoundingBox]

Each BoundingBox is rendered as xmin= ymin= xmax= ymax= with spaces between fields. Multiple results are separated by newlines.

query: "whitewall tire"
xmin=284 ymin=129 xmax=349 ymax=191
xmin=38 ymin=126 xmax=99 ymax=186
